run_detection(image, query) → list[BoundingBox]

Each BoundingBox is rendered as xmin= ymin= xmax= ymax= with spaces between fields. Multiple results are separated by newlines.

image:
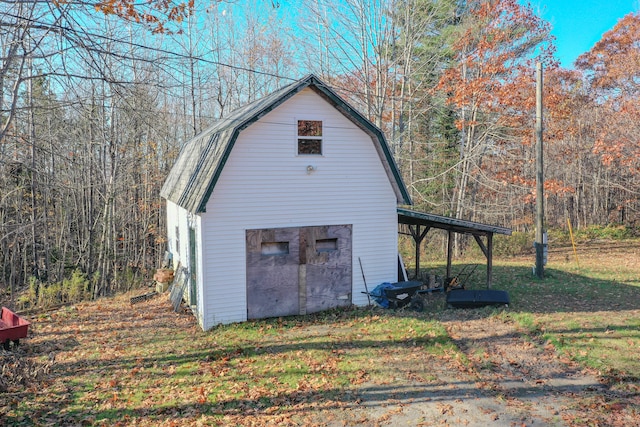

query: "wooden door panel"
xmin=305 ymin=225 xmax=352 ymax=313
xmin=246 ymin=228 xmax=299 ymax=319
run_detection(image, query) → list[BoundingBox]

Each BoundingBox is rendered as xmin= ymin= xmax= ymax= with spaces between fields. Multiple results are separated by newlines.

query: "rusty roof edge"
xmin=397 ymin=207 xmax=512 ymax=236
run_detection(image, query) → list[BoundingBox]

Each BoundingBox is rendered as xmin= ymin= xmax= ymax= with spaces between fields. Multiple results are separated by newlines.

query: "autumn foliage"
xmin=430 ymin=3 xmax=640 ymax=226
xmin=437 ymin=0 xmax=555 ymax=130
xmin=576 ymin=13 xmax=640 ymax=175
xmin=93 ymin=0 xmax=196 ymax=33
xmin=433 ymin=0 xmax=556 ymax=222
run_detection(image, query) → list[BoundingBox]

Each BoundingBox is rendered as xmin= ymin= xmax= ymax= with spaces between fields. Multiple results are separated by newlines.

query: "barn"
xmin=160 ymin=74 xmax=412 ymax=330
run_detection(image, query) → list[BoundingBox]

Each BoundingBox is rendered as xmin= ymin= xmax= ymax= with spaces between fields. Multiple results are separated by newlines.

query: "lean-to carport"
xmin=398 ymin=207 xmax=512 ymax=288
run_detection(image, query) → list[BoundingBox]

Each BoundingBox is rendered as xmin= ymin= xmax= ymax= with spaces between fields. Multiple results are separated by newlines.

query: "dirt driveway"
xmin=312 ymin=299 xmax=614 ymax=427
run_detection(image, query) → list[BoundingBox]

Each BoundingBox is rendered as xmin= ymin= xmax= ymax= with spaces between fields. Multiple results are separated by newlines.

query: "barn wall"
xmin=165 ymin=200 xmax=205 ymax=327
xmin=165 ymin=200 xmax=182 ymax=268
xmin=199 ymin=88 xmax=399 ymax=330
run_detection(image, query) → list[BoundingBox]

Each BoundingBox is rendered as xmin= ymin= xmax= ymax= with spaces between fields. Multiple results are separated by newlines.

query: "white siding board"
xmin=165 ymin=200 xmax=179 ymax=266
xmin=195 ymin=88 xmax=400 ymax=330
xmin=165 ymin=200 xmax=209 ymax=327
xmin=166 ymin=200 xmax=187 ymax=268
xmin=192 ymin=214 xmax=205 ymax=326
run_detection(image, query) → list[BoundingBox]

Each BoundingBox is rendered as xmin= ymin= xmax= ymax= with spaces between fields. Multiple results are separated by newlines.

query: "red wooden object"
xmin=0 ymin=307 xmax=31 ymax=344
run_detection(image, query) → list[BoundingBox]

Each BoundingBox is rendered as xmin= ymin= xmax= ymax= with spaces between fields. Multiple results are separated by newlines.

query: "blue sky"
xmin=523 ymin=0 xmax=640 ymax=68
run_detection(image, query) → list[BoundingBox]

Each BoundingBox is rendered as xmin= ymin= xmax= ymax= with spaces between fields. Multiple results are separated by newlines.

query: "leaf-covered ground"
xmin=1 ymin=241 xmax=640 ymax=426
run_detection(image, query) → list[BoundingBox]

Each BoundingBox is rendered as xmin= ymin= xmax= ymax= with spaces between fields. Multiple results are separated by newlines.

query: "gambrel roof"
xmin=160 ymin=74 xmax=411 ymax=213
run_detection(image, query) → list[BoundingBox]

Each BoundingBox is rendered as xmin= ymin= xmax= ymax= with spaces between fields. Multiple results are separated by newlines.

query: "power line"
xmin=1 ymin=9 xmax=424 ymax=104
xmin=2 ymin=10 xmax=299 ymax=82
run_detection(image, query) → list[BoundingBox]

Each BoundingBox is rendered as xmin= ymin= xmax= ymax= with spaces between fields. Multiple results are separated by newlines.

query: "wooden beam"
xmin=418 ymin=226 xmax=430 ymax=242
xmin=415 ymin=225 xmax=421 ymax=278
xmin=473 ymin=234 xmax=488 ymax=258
xmin=446 ymin=230 xmax=453 ymax=279
xmin=407 ymin=225 xmax=430 ymax=279
xmin=472 ymin=233 xmax=494 ymax=288
xmin=487 ymin=233 xmax=493 ymax=288
xmin=407 ymin=224 xmax=419 ymax=241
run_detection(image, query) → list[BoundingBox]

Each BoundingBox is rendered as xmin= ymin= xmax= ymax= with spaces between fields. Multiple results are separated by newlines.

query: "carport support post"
xmin=414 ymin=225 xmax=421 ymax=279
xmin=472 ymin=233 xmax=494 ymax=288
xmin=487 ymin=233 xmax=493 ymax=288
xmin=446 ymin=230 xmax=453 ymax=279
xmin=409 ymin=224 xmax=430 ymax=279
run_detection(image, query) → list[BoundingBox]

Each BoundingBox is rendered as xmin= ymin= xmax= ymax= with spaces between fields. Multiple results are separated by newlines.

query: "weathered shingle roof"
xmin=160 ymin=74 xmax=411 ymax=213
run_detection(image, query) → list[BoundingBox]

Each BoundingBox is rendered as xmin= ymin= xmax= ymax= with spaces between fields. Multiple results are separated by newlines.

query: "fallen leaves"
xmin=3 ymin=277 xmax=640 ymax=427
xmin=0 ymin=350 xmax=53 ymax=393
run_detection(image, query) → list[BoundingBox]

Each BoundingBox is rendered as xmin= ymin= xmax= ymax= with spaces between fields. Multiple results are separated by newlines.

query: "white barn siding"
xmin=165 ymin=200 xmax=182 ymax=266
xmin=198 ymin=88 xmax=399 ymax=330
xmin=166 ymin=200 xmax=205 ymax=326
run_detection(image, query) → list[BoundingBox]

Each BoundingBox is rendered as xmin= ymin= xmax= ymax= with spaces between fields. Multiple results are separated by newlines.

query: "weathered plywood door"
xmin=246 ymin=225 xmax=352 ymax=320
xmin=246 ymin=228 xmax=300 ymax=319
xmin=303 ymin=225 xmax=352 ymax=314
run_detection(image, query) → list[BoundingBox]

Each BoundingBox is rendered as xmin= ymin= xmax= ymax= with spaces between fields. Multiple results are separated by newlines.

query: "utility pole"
xmin=535 ymin=62 xmax=545 ymax=278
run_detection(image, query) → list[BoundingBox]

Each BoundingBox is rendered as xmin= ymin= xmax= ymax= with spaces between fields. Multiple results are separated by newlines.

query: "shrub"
xmin=117 ymin=266 xmax=146 ymax=293
xmin=465 ymin=231 xmax=534 ymax=258
xmin=557 ymin=224 xmax=636 ymax=242
xmin=39 ymin=281 xmax=62 ymax=308
xmin=16 ymin=269 xmax=92 ymax=310
xmin=15 ymin=277 xmax=39 ymax=310
xmin=64 ymin=269 xmax=90 ymax=303
xmin=492 ymin=231 xmax=534 ymax=257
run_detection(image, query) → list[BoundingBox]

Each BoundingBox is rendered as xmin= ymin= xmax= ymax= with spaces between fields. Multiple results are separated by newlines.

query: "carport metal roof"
xmin=397 ymin=208 xmax=512 ymax=288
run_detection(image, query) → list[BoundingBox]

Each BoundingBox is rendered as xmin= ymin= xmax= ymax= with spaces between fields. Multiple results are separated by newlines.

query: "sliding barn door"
xmin=246 ymin=228 xmax=300 ymax=319
xmin=246 ymin=225 xmax=352 ymax=320
xmin=303 ymin=225 xmax=352 ymax=314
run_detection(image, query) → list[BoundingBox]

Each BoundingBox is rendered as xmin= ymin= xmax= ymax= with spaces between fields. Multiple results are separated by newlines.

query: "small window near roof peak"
xmin=297 ymin=120 xmax=322 ymax=155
